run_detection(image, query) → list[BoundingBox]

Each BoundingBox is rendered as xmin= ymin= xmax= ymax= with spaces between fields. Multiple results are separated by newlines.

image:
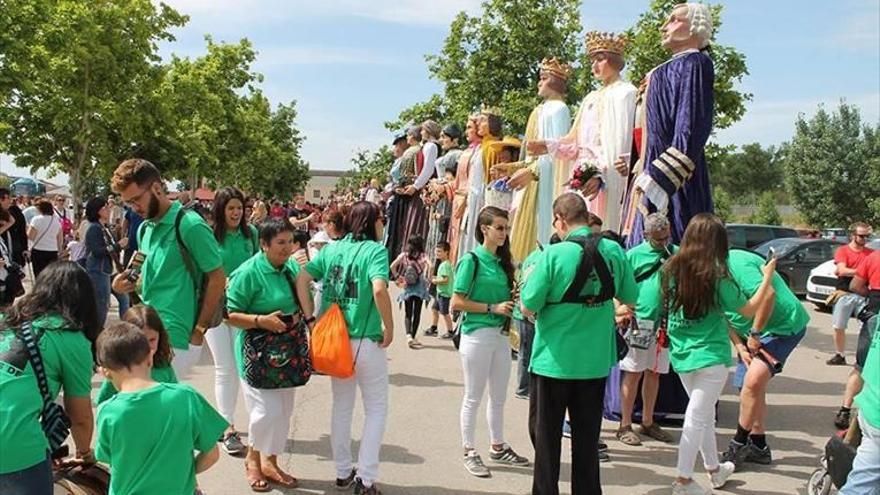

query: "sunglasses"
xmin=853 ymin=234 xmax=869 ymax=239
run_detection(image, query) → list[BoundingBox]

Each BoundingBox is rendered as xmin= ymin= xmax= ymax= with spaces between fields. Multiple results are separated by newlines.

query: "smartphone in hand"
xmin=765 ymin=247 xmax=776 ymax=264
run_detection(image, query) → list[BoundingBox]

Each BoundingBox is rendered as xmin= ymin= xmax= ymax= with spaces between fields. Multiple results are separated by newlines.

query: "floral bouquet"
xmin=566 ymin=161 xmax=600 ymax=191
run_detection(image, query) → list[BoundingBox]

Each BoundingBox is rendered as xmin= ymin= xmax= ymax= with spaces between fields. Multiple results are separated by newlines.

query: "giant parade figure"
xmin=501 ymin=58 xmax=572 ymax=262
xmin=527 ymin=32 xmax=636 ymax=233
xmin=622 ymin=2 xmax=716 ymax=246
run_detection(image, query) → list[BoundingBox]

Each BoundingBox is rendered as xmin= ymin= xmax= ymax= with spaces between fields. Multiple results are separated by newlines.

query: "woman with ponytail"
xmin=295 ymin=201 xmax=393 ymax=495
xmin=451 ymin=206 xmax=528 ymax=478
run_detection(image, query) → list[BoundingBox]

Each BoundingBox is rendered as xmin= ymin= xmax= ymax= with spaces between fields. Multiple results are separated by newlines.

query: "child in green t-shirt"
xmin=429 ymin=241 xmax=455 ymax=339
xmin=95 ymin=323 xmax=227 ymax=495
xmin=95 ymin=304 xmax=177 ymax=405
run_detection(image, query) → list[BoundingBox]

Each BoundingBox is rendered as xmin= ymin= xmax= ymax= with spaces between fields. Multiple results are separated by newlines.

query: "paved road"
xmin=100 ymin=295 xmax=856 ymax=494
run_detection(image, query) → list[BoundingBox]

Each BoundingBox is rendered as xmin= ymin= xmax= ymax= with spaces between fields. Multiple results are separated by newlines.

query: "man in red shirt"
xmin=828 ymin=222 xmax=873 ymax=366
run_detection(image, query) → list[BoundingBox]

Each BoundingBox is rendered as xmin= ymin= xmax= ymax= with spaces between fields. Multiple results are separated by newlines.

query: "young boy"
xmin=95 ymin=323 xmax=227 ymax=494
xmin=429 ymin=241 xmax=455 ymax=339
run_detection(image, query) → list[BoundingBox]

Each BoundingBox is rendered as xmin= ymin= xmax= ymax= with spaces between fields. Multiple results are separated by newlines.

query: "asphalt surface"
xmin=95 ymin=294 xmax=857 ymax=494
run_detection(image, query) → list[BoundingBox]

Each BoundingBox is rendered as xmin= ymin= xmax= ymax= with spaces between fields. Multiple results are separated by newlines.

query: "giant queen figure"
xmin=623 ymin=2 xmax=716 ymax=246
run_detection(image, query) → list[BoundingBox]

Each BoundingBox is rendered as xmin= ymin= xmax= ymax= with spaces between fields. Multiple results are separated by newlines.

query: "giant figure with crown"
xmin=622 ymin=2 xmax=716 ymax=246
xmin=528 ymin=31 xmax=637 ymax=233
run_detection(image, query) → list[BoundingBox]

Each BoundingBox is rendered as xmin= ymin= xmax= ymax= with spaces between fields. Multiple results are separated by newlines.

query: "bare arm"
xmin=373 ymin=279 xmax=394 ymax=347
xmin=195 ymin=445 xmax=220 ymax=474
xmin=196 ymin=268 xmax=226 ymax=329
xmin=728 ymin=327 xmax=752 ymax=365
xmin=837 ymin=261 xmax=858 ymax=278
xmin=736 ymin=259 xmax=777 ymax=319
xmin=850 ymin=275 xmax=869 ymax=297
xmin=65 ymin=395 xmax=94 ymax=457
xmin=296 ymin=269 xmax=315 ymax=319
xmin=27 ymin=225 xmax=36 ymax=240
xmin=451 ymin=293 xmax=514 ymax=317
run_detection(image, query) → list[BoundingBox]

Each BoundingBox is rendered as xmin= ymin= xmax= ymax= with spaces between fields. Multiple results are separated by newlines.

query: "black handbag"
xmin=19 ymin=321 xmax=71 ymax=459
xmin=242 ymin=271 xmax=312 ymax=389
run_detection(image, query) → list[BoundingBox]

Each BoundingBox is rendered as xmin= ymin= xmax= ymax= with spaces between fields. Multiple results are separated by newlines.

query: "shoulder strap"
xmin=174 ymin=207 xmax=199 ymax=290
xmin=464 ymin=252 xmax=479 ymax=297
xmin=19 ymin=322 xmax=53 ymax=405
xmin=282 ymin=269 xmax=304 ymax=316
xmin=634 ymin=247 xmax=672 ymax=283
xmin=553 ymin=236 xmax=616 ymax=305
xmin=32 ymin=216 xmax=55 ymax=248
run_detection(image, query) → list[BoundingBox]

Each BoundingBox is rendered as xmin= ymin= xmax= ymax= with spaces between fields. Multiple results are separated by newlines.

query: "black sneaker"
xmin=335 ymin=469 xmax=357 ymax=491
xmin=353 ymin=478 xmax=382 ymax=495
xmin=598 ymin=441 xmax=608 ymax=452
xmin=834 ymin=408 xmax=852 ymax=430
xmin=719 ymin=439 xmax=749 ymax=467
xmin=598 ymin=449 xmax=610 ymax=463
xmin=440 ymin=331 xmax=455 ymax=340
xmin=488 ymin=444 xmax=530 ymax=466
xmin=826 ymin=354 xmax=847 ymax=366
xmin=425 ymin=327 xmax=438 ymax=336
xmin=562 ymin=420 xmax=572 ymax=438
xmin=744 ymin=442 xmax=772 ymax=465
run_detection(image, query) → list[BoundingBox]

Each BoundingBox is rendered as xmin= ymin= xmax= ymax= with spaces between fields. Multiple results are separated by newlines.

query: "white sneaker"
xmin=671 ymin=480 xmax=711 ymax=495
xmin=709 ymin=461 xmax=735 ymax=489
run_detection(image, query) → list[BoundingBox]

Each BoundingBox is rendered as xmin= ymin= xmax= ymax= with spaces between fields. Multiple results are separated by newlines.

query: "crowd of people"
xmin=0 ymin=3 xmax=878 ymax=495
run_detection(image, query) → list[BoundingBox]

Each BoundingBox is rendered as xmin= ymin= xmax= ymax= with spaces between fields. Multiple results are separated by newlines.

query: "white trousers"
xmin=676 ymin=364 xmax=728 ymax=478
xmin=171 ymin=343 xmax=203 ymax=380
xmin=331 ymin=340 xmax=388 ymax=488
xmin=204 ymin=322 xmax=241 ymax=425
xmin=241 ymin=382 xmax=296 ymax=456
xmin=459 ymin=327 xmax=510 ymax=449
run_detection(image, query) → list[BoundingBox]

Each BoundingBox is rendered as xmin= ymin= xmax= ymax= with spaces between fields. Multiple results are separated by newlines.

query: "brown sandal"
xmin=262 ymin=468 xmax=299 ymax=488
xmin=245 ymin=464 xmax=270 ymax=493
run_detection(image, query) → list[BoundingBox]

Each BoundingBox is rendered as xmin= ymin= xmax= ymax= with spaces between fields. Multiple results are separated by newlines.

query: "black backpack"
xmin=546 ymin=235 xmax=616 ymax=306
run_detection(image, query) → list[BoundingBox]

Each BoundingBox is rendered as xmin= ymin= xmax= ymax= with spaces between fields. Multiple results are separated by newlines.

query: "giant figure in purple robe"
xmin=623 ymin=3 xmax=715 ymax=247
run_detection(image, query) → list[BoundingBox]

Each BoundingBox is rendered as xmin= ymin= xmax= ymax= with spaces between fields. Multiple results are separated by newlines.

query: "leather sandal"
xmin=245 ymin=464 xmax=270 ymax=492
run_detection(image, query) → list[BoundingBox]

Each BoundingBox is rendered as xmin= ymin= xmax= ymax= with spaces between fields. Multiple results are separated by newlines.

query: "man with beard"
xmin=622 ymin=2 xmax=716 ymax=246
xmin=111 ymin=159 xmax=225 ymax=379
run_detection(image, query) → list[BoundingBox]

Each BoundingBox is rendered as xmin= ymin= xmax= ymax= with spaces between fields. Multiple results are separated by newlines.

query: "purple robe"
xmin=627 ymin=50 xmax=715 ymax=247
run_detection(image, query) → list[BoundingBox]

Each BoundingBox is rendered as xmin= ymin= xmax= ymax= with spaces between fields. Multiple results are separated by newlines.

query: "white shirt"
xmin=29 ymin=214 xmax=61 ymax=251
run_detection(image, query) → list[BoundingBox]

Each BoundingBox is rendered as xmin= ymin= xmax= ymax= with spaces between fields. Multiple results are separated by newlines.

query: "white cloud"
xmin=158 ymin=0 xmax=483 ymax=27
xmin=255 ymin=46 xmax=398 ymax=67
xmin=715 ymin=93 xmax=880 ymax=146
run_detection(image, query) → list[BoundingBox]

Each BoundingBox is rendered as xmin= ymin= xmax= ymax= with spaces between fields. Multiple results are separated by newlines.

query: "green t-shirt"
xmin=306 ymin=234 xmax=389 ymax=342
xmin=436 ymin=260 xmax=454 ymax=298
xmin=725 ymin=249 xmax=810 ymax=338
xmin=513 ymin=249 xmax=543 ymax=321
xmin=219 ymin=224 xmax=260 ymax=276
xmin=96 ymin=383 xmax=227 ymax=495
xmin=0 ymin=315 xmax=93 ymax=473
xmin=227 ymin=252 xmax=302 ymax=378
xmin=627 ymin=241 xmax=678 ymax=323
xmin=667 ymin=277 xmax=747 ymax=373
xmin=137 ymin=201 xmax=224 ymax=350
xmin=855 ymin=317 xmax=880 ymax=429
xmin=453 ymin=245 xmax=512 ymax=334
xmin=94 ymin=365 xmax=177 ymax=406
xmin=521 ymin=228 xmax=638 ymax=379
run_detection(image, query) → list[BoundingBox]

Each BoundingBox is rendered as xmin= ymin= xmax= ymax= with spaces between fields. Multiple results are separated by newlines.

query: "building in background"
xmin=306 ymin=170 xmax=347 ymax=202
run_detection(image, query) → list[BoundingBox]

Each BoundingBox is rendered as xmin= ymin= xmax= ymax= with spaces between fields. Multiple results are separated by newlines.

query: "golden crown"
xmin=480 ymin=103 xmax=502 ymax=117
xmin=540 ymin=57 xmax=572 ymax=81
xmin=585 ymin=31 xmax=628 ymax=56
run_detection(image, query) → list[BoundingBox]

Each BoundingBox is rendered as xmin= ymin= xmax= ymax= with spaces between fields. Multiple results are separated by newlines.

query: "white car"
xmin=806 ymin=239 xmax=880 ymax=310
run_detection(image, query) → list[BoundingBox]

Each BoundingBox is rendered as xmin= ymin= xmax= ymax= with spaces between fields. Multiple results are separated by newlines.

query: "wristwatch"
xmin=487 ymin=304 xmax=492 ymax=314
xmin=749 ymin=329 xmax=761 ymax=339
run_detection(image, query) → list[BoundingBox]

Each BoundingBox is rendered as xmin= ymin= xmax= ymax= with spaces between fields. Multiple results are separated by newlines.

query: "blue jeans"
xmin=0 ymin=456 xmax=52 ymax=495
xmin=88 ymin=270 xmax=111 ymax=330
xmin=516 ymin=319 xmax=535 ymax=397
xmin=840 ymin=413 xmax=880 ymax=495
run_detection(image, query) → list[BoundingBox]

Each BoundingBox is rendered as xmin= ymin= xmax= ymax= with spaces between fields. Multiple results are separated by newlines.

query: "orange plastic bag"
xmin=310 ymin=303 xmax=354 ymax=378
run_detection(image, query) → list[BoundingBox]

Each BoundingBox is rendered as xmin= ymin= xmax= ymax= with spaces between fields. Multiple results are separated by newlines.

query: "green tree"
xmin=749 ymin=191 xmax=782 ymax=225
xmin=337 ymin=146 xmax=394 ymax=192
xmin=710 ymin=142 xmax=786 ymax=202
xmin=713 ymin=186 xmax=733 ymax=222
xmin=0 ymin=0 xmax=187 ymax=216
xmin=387 ymin=0 xmax=584 ymax=134
xmin=784 ymin=101 xmax=879 ymax=227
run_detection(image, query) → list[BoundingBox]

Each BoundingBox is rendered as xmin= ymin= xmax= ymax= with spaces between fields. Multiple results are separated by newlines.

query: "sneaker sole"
xmin=465 ymin=468 xmax=492 ymax=478
xmin=490 ymin=458 xmax=530 ymax=467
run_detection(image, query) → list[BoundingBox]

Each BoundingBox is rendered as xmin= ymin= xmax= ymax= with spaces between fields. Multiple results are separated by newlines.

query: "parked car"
xmin=726 ymin=223 xmax=800 ymax=250
xmin=821 ymin=228 xmax=849 ymax=243
xmin=752 ymin=238 xmax=843 ymax=295
xmin=806 ymin=239 xmax=880 ymax=310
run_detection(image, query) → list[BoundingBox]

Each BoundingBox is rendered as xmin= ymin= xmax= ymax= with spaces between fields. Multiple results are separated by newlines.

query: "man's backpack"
xmin=547 ymin=235 xmax=616 ymax=306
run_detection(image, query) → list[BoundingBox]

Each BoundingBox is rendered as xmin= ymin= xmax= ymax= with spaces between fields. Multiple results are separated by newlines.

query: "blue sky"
xmin=3 ymin=0 xmax=878 ymax=180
